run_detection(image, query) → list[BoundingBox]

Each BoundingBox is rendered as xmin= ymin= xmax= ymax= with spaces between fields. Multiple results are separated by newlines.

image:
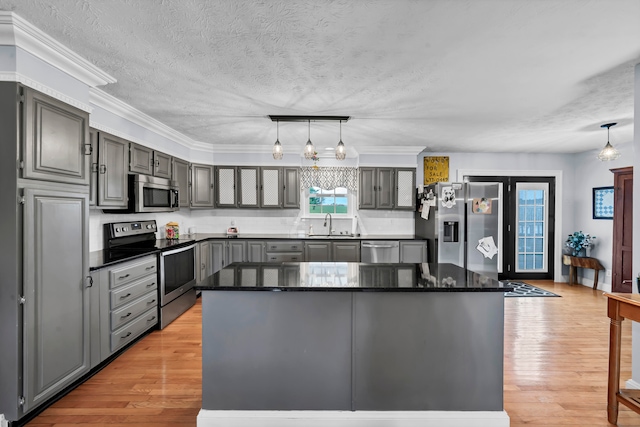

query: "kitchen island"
xmin=195 ymin=262 xmax=511 ymax=427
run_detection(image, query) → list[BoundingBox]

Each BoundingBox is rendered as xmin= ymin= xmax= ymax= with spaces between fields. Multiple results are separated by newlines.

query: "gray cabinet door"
xmin=395 ymin=168 xmax=416 ymax=210
xmin=23 ymin=88 xmax=90 ymax=185
xmin=332 ymin=241 xmax=361 ymax=262
xmin=358 ymin=167 xmax=376 ymax=209
xmin=283 ymin=167 xmax=300 ymax=208
xmin=98 ymin=132 xmax=128 ymax=208
xmin=238 ymin=167 xmax=259 ymax=208
xmin=247 ymin=241 xmax=265 ymax=262
xmin=89 ymin=129 xmax=98 ymax=206
xmin=154 ymin=151 xmax=172 ymax=179
xmin=260 ymin=167 xmax=282 ymax=208
xmin=399 ymin=241 xmax=428 ymax=263
xmin=216 ymin=166 xmax=237 ymax=208
xmin=22 ymin=187 xmax=89 ymax=413
xmin=304 ymin=242 xmax=332 ymax=261
xmin=377 ymin=168 xmax=394 ymax=209
xmin=172 ymin=158 xmax=190 ymax=207
xmin=198 ymin=241 xmax=212 ymax=283
xmin=228 ymin=240 xmax=246 ymax=263
xmin=210 ymin=241 xmax=225 ymax=273
xmin=191 ymin=163 xmax=214 ymax=208
xmin=129 ymin=143 xmax=153 ymax=175
xmin=88 ymin=270 xmax=101 ymax=369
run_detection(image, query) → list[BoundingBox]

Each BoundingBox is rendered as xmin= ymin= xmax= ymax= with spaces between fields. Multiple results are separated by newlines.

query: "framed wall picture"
xmin=593 ymin=186 xmax=614 ymax=219
xmin=423 ymin=156 xmax=449 ymax=185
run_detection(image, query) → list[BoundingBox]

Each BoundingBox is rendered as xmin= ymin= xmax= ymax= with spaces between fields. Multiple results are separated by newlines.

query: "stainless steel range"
xmin=104 ymin=219 xmax=197 ymax=329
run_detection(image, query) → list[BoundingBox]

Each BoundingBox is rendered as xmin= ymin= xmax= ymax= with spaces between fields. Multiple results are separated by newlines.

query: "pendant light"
xmin=272 ymin=120 xmax=283 ymax=160
xmin=303 ymin=120 xmax=315 ymax=159
xmin=335 ymin=120 xmax=346 ymax=160
xmin=597 ymin=122 xmax=620 ymax=161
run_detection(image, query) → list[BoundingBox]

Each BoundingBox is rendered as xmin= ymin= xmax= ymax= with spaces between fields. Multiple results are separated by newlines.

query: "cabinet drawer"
xmin=110 ymin=307 xmax=158 ymax=353
xmin=266 ymin=252 xmax=303 ymax=262
xmin=111 ymin=274 xmax=157 ymax=309
xmin=266 ymin=241 xmax=303 ymax=252
xmin=109 ymin=257 xmax=157 ymax=289
xmin=111 ymin=290 xmax=158 ymax=331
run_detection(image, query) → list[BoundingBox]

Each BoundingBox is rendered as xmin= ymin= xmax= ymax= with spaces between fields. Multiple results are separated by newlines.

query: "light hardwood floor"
xmin=24 ymin=280 xmax=640 ymax=426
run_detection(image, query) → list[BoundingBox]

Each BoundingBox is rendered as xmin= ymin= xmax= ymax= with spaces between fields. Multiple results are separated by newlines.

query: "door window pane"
xmin=515 ymin=183 xmax=549 ymax=273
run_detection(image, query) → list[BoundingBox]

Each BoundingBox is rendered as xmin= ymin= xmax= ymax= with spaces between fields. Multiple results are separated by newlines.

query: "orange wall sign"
xmin=423 ymin=156 xmax=449 ymax=185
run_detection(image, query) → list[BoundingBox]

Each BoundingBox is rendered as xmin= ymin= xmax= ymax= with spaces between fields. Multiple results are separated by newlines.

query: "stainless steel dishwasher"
xmin=360 ymin=240 xmax=400 ymax=263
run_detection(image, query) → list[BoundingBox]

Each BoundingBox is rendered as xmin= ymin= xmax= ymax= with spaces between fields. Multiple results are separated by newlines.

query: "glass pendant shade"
xmin=335 ymin=120 xmax=346 ymax=160
xmin=272 ymin=121 xmax=283 ymax=160
xmin=597 ymin=142 xmax=620 ymax=161
xmin=597 ymin=122 xmax=620 ymax=161
xmin=303 ymin=121 xmax=315 ymax=159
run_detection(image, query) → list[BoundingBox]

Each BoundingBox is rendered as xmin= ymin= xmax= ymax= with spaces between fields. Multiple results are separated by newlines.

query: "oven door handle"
xmin=160 ymin=243 xmax=196 ymax=257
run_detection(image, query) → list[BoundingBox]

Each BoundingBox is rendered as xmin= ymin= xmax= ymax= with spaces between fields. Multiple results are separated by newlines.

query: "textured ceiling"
xmin=1 ymin=0 xmax=639 ymax=156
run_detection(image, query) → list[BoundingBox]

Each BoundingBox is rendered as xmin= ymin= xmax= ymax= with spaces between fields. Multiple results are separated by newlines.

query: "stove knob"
xmin=123 ymin=227 xmax=128 ymax=232
xmin=115 ymin=227 xmax=120 ymax=232
xmin=146 ymin=224 xmax=152 ymax=229
xmin=151 ymin=224 xmax=156 ymax=229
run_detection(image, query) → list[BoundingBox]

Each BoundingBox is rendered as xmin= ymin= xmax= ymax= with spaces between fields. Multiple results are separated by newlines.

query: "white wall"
xmin=630 ymin=63 xmax=640 ymax=387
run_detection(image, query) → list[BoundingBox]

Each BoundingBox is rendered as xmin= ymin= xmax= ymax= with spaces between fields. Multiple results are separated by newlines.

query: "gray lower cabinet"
xmin=172 ymin=158 xmax=190 ymax=208
xmin=197 ymin=240 xmax=212 ymax=283
xmin=211 ymin=241 xmax=226 ymax=273
xmin=265 ymin=241 xmax=304 ymax=262
xmin=22 ymin=87 xmax=90 ymax=185
xmin=89 ymin=270 xmax=102 ymax=369
xmin=227 ymin=240 xmax=247 ymax=263
xmin=332 ymin=241 xmax=361 ymax=262
xmin=191 ymin=163 xmax=214 ymax=208
xmin=22 ymin=186 xmax=90 ymax=414
xmin=359 ymin=265 xmax=416 ymax=287
xmin=247 ymin=241 xmax=266 ymax=262
xmin=98 ymin=255 xmax=158 ymax=361
xmin=305 ymin=242 xmax=332 ymax=261
xmin=399 ymin=240 xmax=428 ymax=263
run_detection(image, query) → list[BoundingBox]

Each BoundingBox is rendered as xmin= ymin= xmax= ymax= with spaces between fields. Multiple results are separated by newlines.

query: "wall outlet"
xmin=606 ymin=269 xmax=612 ymax=277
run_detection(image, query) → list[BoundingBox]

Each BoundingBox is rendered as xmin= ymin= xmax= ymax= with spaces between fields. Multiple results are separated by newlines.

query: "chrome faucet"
xmin=323 ymin=213 xmax=333 ymax=235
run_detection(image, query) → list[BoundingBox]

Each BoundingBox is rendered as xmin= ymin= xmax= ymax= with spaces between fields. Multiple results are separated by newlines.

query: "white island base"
xmin=197 ymin=409 xmax=510 ymax=427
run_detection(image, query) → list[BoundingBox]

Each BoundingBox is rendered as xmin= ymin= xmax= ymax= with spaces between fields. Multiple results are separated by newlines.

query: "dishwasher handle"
xmin=362 ymin=243 xmax=398 ymax=248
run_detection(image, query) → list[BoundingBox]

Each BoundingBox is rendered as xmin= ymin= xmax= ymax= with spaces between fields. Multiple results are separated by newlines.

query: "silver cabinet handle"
xmin=145 ymin=266 xmax=154 ymax=270
xmin=121 ymin=332 xmax=132 ymax=339
xmin=118 ymin=274 xmax=130 ymax=280
xmin=147 ymin=315 xmax=157 ymax=322
xmin=362 ymin=244 xmax=397 ymax=248
xmin=147 ymin=299 xmax=156 ymax=304
xmin=146 ymin=282 xmax=155 ymax=288
xmin=86 ymin=276 xmax=93 ymax=288
xmin=120 ymin=293 xmax=131 ymax=299
xmin=121 ymin=312 xmax=132 ymax=319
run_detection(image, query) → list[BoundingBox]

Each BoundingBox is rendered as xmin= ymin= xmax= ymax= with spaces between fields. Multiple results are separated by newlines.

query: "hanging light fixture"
xmin=597 ymin=122 xmax=621 ymax=161
xmin=335 ymin=120 xmax=346 ymax=160
xmin=303 ymin=120 xmax=315 ymax=159
xmin=272 ymin=120 xmax=283 ymax=160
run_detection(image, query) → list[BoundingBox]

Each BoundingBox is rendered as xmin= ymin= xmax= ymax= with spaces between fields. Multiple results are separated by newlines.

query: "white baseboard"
xmin=197 ymin=409 xmax=510 ymax=427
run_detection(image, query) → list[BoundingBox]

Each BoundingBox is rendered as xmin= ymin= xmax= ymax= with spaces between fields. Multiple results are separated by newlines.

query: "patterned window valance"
xmin=300 ymin=167 xmax=358 ymax=191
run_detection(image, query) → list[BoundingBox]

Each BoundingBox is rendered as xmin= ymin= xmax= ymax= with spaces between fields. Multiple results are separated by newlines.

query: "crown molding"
xmin=0 ymin=11 xmax=116 ymax=87
xmin=90 ymin=87 xmax=198 ymax=150
xmin=354 ymin=145 xmax=425 ymax=155
xmin=0 ymin=71 xmax=92 ymax=112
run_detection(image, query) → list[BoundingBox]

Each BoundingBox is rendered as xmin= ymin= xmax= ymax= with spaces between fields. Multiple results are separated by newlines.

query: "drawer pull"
xmin=147 ymin=316 xmax=156 ymax=322
xmin=145 ymin=266 xmax=155 ymax=270
xmin=291 ymin=257 xmax=299 ymax=261
xmin=121 ymin=312 xmax=132 ymax=319
xmin=121 ymin=332 xmax=132 ymax=339
xmin=120 ymin=293 xmax=132 ymax=300
xmin=147 ymin=299 xmax=156 ymax=304
xmin=146 ymin=282 xmax=156 ymax=288
xmin=118 ymin=274 xmax=130 ymax=280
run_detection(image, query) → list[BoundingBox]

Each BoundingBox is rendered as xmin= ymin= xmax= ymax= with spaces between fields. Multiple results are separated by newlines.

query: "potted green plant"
xmin=565 ymin=231 xmax=595 ymax=257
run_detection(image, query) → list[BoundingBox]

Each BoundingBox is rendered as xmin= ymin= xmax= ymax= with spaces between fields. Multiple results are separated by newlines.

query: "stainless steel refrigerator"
xmin=415 ymin=182 xmax=501 ymax=279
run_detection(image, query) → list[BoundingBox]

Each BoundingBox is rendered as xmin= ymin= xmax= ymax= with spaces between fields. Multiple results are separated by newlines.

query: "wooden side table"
xmin=605 ymin=293 xmax=640 ymax=424
xmin=562 ymin=255 xmax=605 ymax=290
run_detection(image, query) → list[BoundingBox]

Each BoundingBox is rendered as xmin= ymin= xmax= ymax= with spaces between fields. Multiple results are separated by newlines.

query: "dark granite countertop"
xmin=187 ymin=233 xmax=420 ymax=241
xmin=89 ymin=238 xmax=196 ymax=271
xmin=196 ymin=262 xmax=511 ymax=292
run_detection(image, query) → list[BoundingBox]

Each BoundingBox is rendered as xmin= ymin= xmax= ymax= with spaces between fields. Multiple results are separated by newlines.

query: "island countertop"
xmin=195 ymin=262 xmax=511 ymax=292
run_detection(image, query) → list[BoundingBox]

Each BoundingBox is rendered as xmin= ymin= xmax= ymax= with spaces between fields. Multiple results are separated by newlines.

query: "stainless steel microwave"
xmin=129 ymin=174 xmax=179 ymax=213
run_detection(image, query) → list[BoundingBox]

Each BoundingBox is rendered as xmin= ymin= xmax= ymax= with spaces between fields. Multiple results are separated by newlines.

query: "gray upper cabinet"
xmin=89 ymin=129 xmax=98 ymax=206
xmin=238 ymin=167 xmax=259 ymax=208
xmin=215 ymin=166 xmax=237 ymax=208
xmin=153 ymin=151 xmax=172 ymax=179
xmin=260 ymin=167 xmax=283 ymax=208
xmin=129 ymin=142 xmax=172 ymax=179
xmin=359 ymin=167 xmax=415 ymax=210
xmin=283 ymin=167 xmax=300 ymax=208
xmin=22 ymin=87 xmax=90 ymax=185
xmin=172 ymin=158 xmax=190 ymax=208
xmin=22 ymin=186 xmax=89 ymax=413
xmin=191 ymin=163 xmax=214 ymax=208
xmin=97 ymin=132 xmax=128 ymax=208
xmin=395 ymin=168 xmax=416 ymax=210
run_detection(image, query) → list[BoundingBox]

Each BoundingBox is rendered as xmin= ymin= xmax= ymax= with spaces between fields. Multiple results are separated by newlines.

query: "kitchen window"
xmin=308 ymin=186 xmax=349 ymax=214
